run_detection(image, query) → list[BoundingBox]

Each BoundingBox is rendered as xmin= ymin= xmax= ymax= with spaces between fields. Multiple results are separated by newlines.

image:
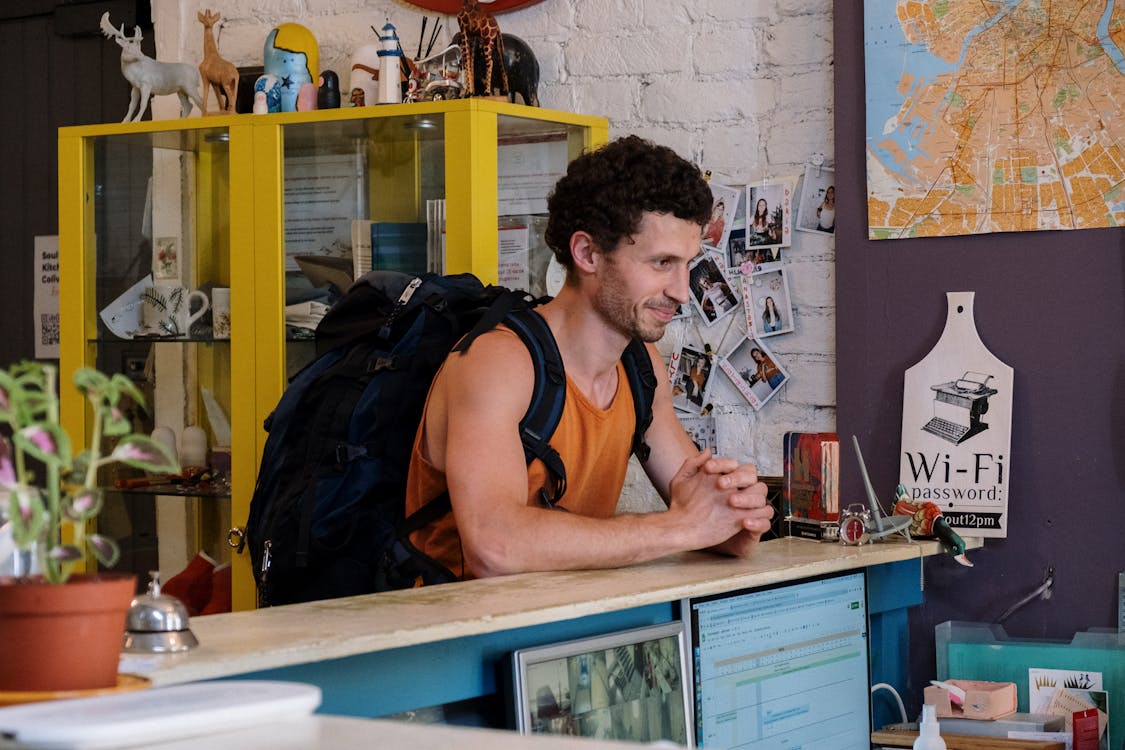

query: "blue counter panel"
xmin=229 ymin=602 xmax=673 ymax=717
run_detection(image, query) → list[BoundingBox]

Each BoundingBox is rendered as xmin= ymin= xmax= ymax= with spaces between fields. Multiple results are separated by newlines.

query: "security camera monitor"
xmin=511 ymin=622 xmax=691 ymax=745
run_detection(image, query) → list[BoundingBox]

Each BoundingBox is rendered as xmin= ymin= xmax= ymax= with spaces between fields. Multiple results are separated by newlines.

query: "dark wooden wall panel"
xmin=834 ymin=0 xmax=1125 ymax=717
xmin=0 ymin=1 xmax=144 ymax=368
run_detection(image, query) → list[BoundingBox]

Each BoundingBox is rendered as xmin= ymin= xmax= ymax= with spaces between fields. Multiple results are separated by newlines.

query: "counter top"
xmin=121 ymin=536 xmax=978 ymax=686
xmin=142 ymin=715 xmax=658 ymax=750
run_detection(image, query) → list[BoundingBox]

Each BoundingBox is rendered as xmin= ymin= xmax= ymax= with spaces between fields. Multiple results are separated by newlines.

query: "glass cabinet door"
xmin=241 ymin=101 xmax=605 ymax=609
xmin=59 ymin=120 xmax=236 ymax=606
xmin=260 ymin=101 xmax=605 ymax=380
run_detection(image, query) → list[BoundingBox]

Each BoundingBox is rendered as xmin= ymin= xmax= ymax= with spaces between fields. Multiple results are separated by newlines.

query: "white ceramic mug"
xmin=211 ymin=287 xmax=231 ymax=339
xmin=139 ymin=285 xmax=209 ymax=338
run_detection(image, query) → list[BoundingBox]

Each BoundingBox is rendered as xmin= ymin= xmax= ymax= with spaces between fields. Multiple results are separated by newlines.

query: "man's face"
xmin=592 ymin=212 xmax=700 ymax=343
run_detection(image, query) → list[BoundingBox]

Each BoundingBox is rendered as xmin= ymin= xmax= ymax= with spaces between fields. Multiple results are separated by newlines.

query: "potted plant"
xmin=0 ymin=361 xmax=179 ymax=692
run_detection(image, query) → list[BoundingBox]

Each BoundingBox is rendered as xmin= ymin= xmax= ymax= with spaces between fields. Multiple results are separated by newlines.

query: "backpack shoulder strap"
xmin=620 ymin=338 xmax=657 ymax=464
xmin=502 ymin=307 xmax=568 ymax=507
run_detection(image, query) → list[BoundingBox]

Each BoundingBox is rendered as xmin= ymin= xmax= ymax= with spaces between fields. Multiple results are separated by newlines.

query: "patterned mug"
xmin=139 ymin=285 xmax=209 ymax=338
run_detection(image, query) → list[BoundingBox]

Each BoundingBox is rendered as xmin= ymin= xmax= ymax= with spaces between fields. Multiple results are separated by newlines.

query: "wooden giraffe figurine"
xmin=198 ymin=9 xmax=239 ymax=115
xmin=457 ymin=0 xmax=508 ymax=97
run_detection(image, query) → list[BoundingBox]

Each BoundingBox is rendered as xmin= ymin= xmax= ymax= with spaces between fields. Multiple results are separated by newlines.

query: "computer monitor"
xmin=682 ymin=569 xmax=871 ymax=749
xmin=511 ymin=622 xmax=692 ymax=744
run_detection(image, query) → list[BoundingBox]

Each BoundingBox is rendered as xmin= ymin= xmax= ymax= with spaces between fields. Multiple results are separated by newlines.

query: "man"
xmin=404 ymin=135 xmax=774 ymax=580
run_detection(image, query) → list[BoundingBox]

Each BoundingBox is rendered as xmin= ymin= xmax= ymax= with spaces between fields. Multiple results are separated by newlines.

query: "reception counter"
xmin=119 ymin=536 xmax=978 ymax=721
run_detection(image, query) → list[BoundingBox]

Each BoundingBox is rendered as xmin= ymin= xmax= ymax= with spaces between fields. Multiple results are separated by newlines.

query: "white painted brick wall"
xmin=150 ymin=0 xmax=835 ymax=512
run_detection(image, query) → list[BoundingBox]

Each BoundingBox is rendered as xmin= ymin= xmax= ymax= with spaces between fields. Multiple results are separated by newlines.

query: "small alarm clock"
xmin=838 ymin=503 xmax=872 ymax=545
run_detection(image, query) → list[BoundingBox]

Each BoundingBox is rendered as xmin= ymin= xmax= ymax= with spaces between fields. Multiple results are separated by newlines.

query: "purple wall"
xmin=834 ymin=0 xmax=1125 ymax=715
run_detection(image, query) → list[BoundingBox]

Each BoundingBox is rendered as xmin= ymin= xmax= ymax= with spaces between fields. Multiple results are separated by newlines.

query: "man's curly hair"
xmin=544 ymin=135 xmax=712 ymax=267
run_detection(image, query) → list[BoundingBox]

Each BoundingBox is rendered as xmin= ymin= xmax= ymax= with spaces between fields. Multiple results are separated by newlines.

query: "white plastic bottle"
xmin=913 ymin=704 xmax=947 ymax=750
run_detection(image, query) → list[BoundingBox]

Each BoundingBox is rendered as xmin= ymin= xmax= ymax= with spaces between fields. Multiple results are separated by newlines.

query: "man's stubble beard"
xmin=593 ymin=261 xmax=668 ymax=344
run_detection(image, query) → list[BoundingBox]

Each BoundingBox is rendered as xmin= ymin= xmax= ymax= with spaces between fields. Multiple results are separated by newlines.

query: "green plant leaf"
xmin=13 ymin=423 xmax=72 ymax=467
xmin=48 ymin=544 xmax=83 ymax=563
xmin=65 ymin=453 xmax=89 ymax=485
xmin=102 ymin=406 xmax=132 ymax=437
xmin=0 ymin=438 xmax=14 ymax=485
xmin=65 ymin=488 xmax=103 ymax=522
xmin=110 ymin=374 xmax=149 ymax=413
xmin=108 ymin=436 xmax=181 ymax=474
xmin=7 ymin=486 xmax=46 ymax=547
xmin=87 ymin=534 xmax=120 ymax=568
xmin=0 ymin=371 xmax=16 ymax=421
xmin=17 ymin=392 xmax=53 ymax=422
xmin=73 ymin=368 xmax=109 ymax=397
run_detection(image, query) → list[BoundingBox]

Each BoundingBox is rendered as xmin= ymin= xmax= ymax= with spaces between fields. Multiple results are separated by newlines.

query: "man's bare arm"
xmin=436 ymin=333 xmax=762 ymax=577
xmin=637 ymin=343 xmax=774 ymax=556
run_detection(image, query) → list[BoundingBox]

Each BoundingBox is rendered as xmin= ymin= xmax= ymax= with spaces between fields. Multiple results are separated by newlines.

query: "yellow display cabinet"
xmin=59 ymin=100 xmax=607 ymax=610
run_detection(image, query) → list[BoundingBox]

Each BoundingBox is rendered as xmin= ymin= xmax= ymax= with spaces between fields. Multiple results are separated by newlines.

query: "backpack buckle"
xmin=370 ymin=355 xmax=398 ymax=372
xmin=335 ymin=443 xmax=368 ymax=463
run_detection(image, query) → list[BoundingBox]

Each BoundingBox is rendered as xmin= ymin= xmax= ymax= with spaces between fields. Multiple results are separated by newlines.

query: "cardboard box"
xmin=924 ymin=679 xmax=1018 ymax=720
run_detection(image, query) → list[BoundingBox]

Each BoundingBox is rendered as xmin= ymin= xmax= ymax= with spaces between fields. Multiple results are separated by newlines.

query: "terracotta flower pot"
xmin=0 ymin=572 xmax=136 ymax=692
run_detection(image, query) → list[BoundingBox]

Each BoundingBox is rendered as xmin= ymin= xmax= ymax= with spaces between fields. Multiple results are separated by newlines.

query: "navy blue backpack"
xmin=245 ymin=271 xmax=657 ymax=606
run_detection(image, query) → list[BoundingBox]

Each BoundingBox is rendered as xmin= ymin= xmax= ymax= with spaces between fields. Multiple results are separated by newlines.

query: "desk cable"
xmin=870 ymin=682 xmax=909 ymax=724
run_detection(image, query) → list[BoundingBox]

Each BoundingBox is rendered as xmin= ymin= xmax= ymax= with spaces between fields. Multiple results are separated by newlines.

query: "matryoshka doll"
xmin=262 ymin=23 xmax=319 ymax=113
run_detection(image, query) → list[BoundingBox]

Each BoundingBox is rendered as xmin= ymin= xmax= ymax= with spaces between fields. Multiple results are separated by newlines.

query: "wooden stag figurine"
xmin=457 ymin=0 xmax=509 ymax=97
xmin=100 ymin=12 xmax=202 ymax=122
xmin=198 ymin=10 xmax=239 ymax=115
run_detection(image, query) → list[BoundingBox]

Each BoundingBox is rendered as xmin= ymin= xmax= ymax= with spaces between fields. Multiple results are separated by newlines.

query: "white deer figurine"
xmin=100 ymin=12 xmax=203 ymax=123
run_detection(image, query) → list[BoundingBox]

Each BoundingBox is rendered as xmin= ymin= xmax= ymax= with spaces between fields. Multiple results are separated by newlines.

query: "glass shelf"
xmin=90 ymin=336 xmax=232 ymax=345
xmin=109 ymin=484 xmax=231 ymax=500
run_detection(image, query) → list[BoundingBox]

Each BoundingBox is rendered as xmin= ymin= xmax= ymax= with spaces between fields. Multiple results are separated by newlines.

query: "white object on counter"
xmin=0 ymin=681 xmax=320 ymax=750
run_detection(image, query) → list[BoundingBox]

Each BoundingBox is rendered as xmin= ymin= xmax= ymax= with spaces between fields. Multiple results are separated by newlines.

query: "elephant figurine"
xmin=502 ymin=33 xmax=539 ymax=107
xmin=453 ymin=32 xmax=539 ymax=107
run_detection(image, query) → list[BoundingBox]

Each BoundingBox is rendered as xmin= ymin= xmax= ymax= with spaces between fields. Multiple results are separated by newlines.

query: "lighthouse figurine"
xmin=377 ymin=22 xmax=403 ymax=104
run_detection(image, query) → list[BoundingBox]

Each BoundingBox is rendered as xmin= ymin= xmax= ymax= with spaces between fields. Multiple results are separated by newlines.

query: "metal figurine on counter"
xmin=100 ymin=12 xmax=202 ymax=122
xmin=407 ymin=43 xmax=464 ymax=101
xmin=893 ymin=484 xmax=973 ymax=566
xmin=198 ymin=10 xmax=239 ymax=115
xmin=839 ymin=435 xmax=913 ymax=545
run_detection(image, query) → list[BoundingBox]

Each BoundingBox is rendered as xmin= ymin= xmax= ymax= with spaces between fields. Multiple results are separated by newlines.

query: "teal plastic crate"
xmin=937 ymin=621 xmax=1125 ymax=748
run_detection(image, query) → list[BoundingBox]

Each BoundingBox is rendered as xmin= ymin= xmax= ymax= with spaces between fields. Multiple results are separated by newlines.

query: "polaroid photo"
xmin=745 ymin=181 xmax=793 ymax=252
xmin=719 ymin=335 xmax=790 ymax=410
xmin=795 ymin=165 xmax=836 ymax=235
xmin=679 ymin=414 xmax=717 ymax=453
xmin=741 ymin=268 xmax=795 ymax=339
xmin=669 ymin=344 xmax=714 ymax=415
xmin=688 ymin=253 xmax=740 ymax=327
xmin=726 ymin=228 xmax=749 ymax=274
xmin=701 ymin=183 xmax=741 ymax=253
xmin=746 ymin=245 xmax=783 ymax=274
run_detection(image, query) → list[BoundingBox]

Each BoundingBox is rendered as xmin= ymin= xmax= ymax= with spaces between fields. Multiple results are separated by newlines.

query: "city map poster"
xmin=865 ymin=0 xmax=1125 ymax=239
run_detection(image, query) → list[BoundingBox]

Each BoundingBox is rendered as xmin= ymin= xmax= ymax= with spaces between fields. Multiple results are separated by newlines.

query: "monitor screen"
xmin=683 ymin=569 xmax=871 ymax=749
xmin=511 ymin=622 xmax=692 ymax=744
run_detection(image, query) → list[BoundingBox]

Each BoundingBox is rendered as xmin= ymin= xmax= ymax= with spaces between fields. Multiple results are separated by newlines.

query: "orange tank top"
xmin=404 ymin=329 xmax=637 ymax=580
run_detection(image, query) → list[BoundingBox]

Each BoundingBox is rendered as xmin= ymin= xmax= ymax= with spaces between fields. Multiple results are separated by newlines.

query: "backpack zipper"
xmin=260 ymin=540 xmax=272 ymax=582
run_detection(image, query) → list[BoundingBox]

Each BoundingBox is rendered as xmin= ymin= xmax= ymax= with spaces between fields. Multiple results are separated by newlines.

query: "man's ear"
xmin=569 ymin=231 xmax=600 ymax=274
